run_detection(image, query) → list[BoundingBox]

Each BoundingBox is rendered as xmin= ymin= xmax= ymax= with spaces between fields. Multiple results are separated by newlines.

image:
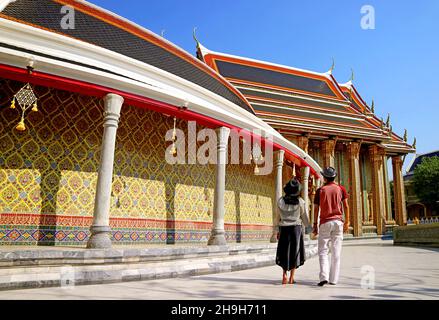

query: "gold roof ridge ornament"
xmin=403 ymin=129 xmax=408 ymax=142
xmin=412 ymin=137 xmax=416 ymax=149
xmin=371 ymin=99 xmax=375 ymax=113
xmin=10 ymin=82 xmax=39 ymax=131
xmin=327 ymin=57 xmax=335 ymax=75
xmin=385 ymin=113 xmax=390 ymax=128
xmin=349 ymin=68 xmax=354 ymax=82
xmin=193 ymin=27 xmax=200 ymax=49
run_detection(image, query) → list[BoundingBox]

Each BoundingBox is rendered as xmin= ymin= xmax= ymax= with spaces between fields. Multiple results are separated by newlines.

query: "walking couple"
xmin=275 ymin=167 xmax=350 ymax=286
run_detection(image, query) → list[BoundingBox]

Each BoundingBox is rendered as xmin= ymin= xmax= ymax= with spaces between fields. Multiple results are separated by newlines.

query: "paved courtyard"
xmin=0 ymin=241 xmax=438 ymax=300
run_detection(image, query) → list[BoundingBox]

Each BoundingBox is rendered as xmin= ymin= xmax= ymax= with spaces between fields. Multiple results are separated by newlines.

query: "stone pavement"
xmin=0 ymin=240 xmax=438 ymax=300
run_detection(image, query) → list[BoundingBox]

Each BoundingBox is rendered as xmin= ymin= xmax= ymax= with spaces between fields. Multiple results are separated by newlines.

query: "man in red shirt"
xmin=313 ymin=167 xmax=350 ymax=286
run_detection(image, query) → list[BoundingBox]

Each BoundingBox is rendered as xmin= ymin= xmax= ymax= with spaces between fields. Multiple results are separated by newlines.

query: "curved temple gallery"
xmin=0 ymin=0 xmax=414 ymax=248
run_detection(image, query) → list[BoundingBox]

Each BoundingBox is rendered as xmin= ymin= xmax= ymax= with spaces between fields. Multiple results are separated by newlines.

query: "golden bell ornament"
xmin=15 ymin=119 xmax=26 ymax=131
xmin=169 ymin=142 xmax=177 ymax=155
xmin=10 ymin=99 xmax=15 ymax=109
xmin=254 ymin=164 xmax=259 ymax=174
xmin=31 ymin=102 xmax=38 ymax=112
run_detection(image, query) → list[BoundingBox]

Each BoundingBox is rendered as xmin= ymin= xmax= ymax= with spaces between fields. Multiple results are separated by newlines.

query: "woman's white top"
xmin=277 ymin=197 xmax=311 ymax=228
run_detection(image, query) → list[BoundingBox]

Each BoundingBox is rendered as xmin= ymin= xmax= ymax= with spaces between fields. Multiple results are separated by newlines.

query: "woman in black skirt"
xmin=275 ymin=178 xmax=311 ymax=284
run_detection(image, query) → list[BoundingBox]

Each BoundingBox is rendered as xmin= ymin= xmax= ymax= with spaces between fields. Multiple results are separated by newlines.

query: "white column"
xmin=208 ymin=127 xmax=230 ymax=245
xmin=302 ymin=166 xmax=310 ymax=224
xmin=270 ymin=150 xmax=285 ymax=242
xmin=87 ymin=93 xmax=124 ymax=249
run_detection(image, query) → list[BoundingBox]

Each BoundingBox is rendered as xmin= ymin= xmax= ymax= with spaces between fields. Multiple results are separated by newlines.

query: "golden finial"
xmin=193 ymin=27 xmax=200 ymax=48
xmin=10 ymin=97 xmax=16 ymax=109
xmin=254 ymin=164 xmax=259 ymax=174
xmin=385 ymin=113 xmax=390 ymax=127
xmin=328 ymin=57 xmax=335 ymax=74
xmin=31 ymin=102 xmax=38 ymax=112
xmin=412 ymin=137 xmax=416 ymax=149
xmin=15 ymin=118 xmax=26 ymax=131
xmin=349 ymin=68 xmax=354 ymax=82
xmin=371 ymin=99 xmax=375 ymax=113
xmin=403 ymin=129 xmax=408 ymax=142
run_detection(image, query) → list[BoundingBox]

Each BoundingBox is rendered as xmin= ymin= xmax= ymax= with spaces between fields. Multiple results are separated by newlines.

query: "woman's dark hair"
xmin=283 ymin=179 xmax=301 ymax=205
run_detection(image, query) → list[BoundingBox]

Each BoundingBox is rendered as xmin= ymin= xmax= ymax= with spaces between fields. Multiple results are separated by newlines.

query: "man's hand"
xmin=343 ymin=221 xmax=350 ymax=233
xmin=312 ymin=223 xmax=318 ymax=235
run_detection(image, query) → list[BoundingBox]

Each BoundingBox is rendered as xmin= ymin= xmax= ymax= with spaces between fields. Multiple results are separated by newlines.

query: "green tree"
xmin=412 ymin=156 xmax=439 ymax=210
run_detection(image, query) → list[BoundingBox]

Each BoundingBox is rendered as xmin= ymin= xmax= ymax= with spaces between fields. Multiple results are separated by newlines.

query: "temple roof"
xmin=0 ymin=0 xmax=254 ymax=114
xmin=198 ymin=44 xmax=415 ymax=154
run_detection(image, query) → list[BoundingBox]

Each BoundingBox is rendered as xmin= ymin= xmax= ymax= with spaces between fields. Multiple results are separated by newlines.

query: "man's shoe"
xmin=317 ymin=280 xmax=328 ymax=287
xmin=329 ymin=282 xmax=336 ymax=285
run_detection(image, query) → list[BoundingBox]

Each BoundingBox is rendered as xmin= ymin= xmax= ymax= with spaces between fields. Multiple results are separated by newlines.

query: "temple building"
xmin=197 ymin=43 xmax=415 ymax=237
xmin=0 ymin=0 xmax=413 ymax=248
xmin=403 ymin=150 xmax=439 ymax=219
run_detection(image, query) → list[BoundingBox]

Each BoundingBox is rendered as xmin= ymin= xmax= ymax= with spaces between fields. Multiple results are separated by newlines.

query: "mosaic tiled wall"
xmin=0 ymin=79 xmax=274 ymax=246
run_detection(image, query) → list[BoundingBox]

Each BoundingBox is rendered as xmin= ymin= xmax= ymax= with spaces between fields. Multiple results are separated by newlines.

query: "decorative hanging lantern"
xmin=9 ymin=83 xmax=38 ymax=131
xmin=169 ymin=116 xmax=177 ymax=155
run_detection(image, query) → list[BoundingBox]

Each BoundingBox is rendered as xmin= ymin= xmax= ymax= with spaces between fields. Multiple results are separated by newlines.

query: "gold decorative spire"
xmin=349 ymin=68 xmax=354 ymax=82
xmin=193 ymin=27 xmax=200 ymax=49
xmin=371 ymin=99 xmax=375 ymax=113
xmin=412 ymin=137 xmax=416 ymax=149
xmin=385 ymin=113 xmax=390 ymax=127
xmin=403 ymin=129 xmax=408 ymax=142
xmin=328 ymin=57 xmax=335 ymax=74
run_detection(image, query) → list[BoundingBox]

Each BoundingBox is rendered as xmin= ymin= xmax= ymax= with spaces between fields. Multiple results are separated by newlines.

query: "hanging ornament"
xmin=254 ymin=164 xmax=259 ymax=174
xmin=171 ymin=116 xmax=176 ymax=140
xmin=10 ymin=96 xmax=16 ymax=109
xmin=31 ymin=101 xmax=38 ymax=112
xmin=10 ymin=83 xmax=38 ymax=132
xmin=15 ymin=117 xmax=26 ymax=131
xmin=169 ymin=141 xmax=177 ymax=155
xmin=292 ymin=163 xmax=296 ymax=177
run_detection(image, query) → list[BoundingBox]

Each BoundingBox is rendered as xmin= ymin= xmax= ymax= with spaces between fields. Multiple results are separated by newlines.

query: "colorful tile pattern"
xmin=0 ymin=79 xmax=274 ymax=245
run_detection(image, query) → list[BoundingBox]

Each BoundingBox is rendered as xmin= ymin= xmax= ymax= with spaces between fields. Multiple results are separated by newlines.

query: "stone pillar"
xmin=270 ymin=150 xmax=285 ymax=243
xmin=321 ymin=138 xmax=336 ymax=168
xmin=392 ymin=156 xmax=408 ymax=226
xmin=369 ymin=144 xmax=386 ymax=235
xmin=87 ymin=93 xmax=124 ymax=249
xmin=297 ymin=134 xmax=309 ymax=153
xmin=347 ymin=141 xmax=362 ymax=237
xmin=208 ymin=127 xmax=230 ymax=245
xmin=301 ymin=166 xmax=310 ymax=225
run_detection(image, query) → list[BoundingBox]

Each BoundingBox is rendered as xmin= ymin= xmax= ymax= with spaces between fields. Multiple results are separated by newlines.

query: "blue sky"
xmin=91 ymin=0 xmax=438 ymax=170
